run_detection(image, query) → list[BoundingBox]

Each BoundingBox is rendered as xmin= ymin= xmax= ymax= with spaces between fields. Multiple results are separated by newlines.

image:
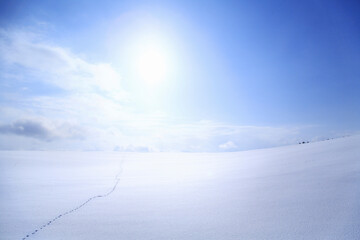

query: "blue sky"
xmin=0 ymin=0 xmax=359 ymax=151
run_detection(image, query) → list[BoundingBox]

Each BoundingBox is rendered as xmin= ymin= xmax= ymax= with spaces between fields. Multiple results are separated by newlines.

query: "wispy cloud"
xmin=0 ymin=29 xmax=127 ymax=99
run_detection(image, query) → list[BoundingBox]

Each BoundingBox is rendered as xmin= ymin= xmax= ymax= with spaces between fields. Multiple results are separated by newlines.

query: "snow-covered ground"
xmin=1 ymin=136 xmax=359 ymax=240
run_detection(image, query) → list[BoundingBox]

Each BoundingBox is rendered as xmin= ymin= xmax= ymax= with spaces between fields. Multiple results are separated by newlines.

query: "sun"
xmin=135 ymin=42 xmax=169 ymax=85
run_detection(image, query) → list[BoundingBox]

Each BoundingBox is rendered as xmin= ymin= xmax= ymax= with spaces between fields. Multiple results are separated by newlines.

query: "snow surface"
xmin=1 ymin=136 xmax=360 ymax=240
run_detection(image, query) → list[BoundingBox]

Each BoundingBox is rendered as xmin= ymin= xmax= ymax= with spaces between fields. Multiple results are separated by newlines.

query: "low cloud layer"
xmin=0 ymin=119 xmax=85 ymax=142
xmin=219 ymin=141 xmax=238 ymax=151
xmin=114 ymin=145 xmax=150 ymax=152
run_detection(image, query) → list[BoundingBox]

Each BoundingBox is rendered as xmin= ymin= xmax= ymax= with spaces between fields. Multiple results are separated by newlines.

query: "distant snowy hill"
xmin=1 ymin=136 xmax=359 ymax=240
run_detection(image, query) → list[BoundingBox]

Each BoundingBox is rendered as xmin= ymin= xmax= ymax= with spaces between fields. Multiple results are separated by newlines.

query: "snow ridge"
xmin=21 ymin=158 xmax=125 ymax=240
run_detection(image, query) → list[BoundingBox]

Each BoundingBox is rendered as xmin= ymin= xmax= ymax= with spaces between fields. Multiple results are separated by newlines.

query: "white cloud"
xmin=219 ymin=141 xmax=237 ymax=150
xmin=0 ymin=29 xmax=127 ymax=100
xmin=113 ymin=145 xmax=150 ymax=152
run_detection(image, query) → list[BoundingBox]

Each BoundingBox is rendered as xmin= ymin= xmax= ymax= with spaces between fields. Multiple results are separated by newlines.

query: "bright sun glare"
xmin=135 ymin=42 xmax=170 ymax=85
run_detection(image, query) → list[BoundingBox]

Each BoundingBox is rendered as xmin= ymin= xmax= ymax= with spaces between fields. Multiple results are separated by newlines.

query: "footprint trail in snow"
xmin=21 ymin=158 xmax=125 ymax=240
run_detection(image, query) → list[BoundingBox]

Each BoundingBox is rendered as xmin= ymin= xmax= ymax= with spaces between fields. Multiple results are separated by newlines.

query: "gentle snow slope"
xmin=0 ymin=136 xmax=359 ymax=240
